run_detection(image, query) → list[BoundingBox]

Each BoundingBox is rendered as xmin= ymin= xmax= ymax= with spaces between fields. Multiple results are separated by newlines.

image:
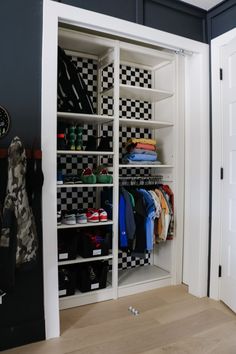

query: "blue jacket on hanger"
xmin=138 ymin=189 xmax=156 ymax=251
xmin=119 ymin=194 xmax=128 ymax=248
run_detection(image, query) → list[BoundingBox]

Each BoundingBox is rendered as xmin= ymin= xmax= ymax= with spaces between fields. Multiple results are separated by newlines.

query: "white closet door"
xmin=220 ymin=36 xmax=236 ymax=312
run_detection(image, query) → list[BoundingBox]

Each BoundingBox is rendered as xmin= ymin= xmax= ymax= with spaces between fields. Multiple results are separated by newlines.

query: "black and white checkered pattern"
xmin=58 ymin=58 xmax=153 ymax=267
xmin=108 ymin=251 xmax=150 ymax=271
xmin=102 ymin=64 xmax=114 ymax=90
xmin=57 ymin=187 xmax=95 ymax=211
xmin=120 ymin=65 xmax=151 ymax=88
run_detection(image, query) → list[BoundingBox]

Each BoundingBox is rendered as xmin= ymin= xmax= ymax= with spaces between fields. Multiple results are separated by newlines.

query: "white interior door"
xmin=220 ymin=37 xmax=236 ymax=312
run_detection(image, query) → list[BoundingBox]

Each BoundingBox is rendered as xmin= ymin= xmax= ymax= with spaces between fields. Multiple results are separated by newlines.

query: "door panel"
xmin=220 ymin=37 xmax=236 ymax=312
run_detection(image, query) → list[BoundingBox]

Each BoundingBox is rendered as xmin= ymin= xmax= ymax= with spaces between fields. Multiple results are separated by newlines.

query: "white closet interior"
xmin=56 ymin=25 xmax=183 ymax=310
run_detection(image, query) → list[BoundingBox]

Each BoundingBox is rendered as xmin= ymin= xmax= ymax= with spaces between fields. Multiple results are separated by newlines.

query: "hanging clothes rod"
xmin=119 ymin=175 xmax=164 ymax=186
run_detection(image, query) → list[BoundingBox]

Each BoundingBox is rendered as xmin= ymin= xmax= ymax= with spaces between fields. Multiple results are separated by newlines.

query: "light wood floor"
xmin=3 ymin=285 xmax=236 ymax=354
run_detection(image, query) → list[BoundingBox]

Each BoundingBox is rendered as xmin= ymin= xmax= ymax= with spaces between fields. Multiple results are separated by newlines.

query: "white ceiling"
xmin=180 ymin=0 xmax=223 ymax=10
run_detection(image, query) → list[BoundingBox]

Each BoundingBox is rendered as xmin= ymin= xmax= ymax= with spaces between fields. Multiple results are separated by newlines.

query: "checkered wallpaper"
xmin=109 ymin=251 xmax=150 ymax=271
xmin=57 ymin=55 xmax=153 ymax=269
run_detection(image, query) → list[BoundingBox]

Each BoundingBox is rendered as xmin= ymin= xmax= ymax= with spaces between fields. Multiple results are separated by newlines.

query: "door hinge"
xmin=218 ymin=265 xmax=222 ymax=278
xmin=220 ymin=68 xmax=223 ymax=80
xmin=220 ymin=167 xmax=224 ymax=180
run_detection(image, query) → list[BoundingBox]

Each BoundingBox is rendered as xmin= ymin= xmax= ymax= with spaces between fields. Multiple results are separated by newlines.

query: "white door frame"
xmin=210 ymin=28 xmax=236 ymax=300
xmin=42 ymin=0 xmax=209 ymax=339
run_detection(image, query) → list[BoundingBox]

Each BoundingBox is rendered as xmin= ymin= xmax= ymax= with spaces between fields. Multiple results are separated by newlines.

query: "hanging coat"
xmin=0 ymin=137 xmax=38 ymax=291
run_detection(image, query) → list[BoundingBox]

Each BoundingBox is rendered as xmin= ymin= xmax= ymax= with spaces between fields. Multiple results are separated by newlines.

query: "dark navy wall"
xmin=61 ymin=0 xmax=208 ymax=42
xmin=0 ymin=0 xmax=45 ymax=351
xmin=207 ymin=0 xmax=236 ymax=41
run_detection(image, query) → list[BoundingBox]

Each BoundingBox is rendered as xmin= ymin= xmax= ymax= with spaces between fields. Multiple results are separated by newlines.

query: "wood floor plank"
xmin=2 ymin=285 xmax=236 ymax=354
xmin=65 ymin=308 xmax=233 ymax=354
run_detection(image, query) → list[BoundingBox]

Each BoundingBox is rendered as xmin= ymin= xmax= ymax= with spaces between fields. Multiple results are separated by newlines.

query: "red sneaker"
xmin=98 ymin=208 xmax=108 ymax=222
xmin=86 ymin=208 xmax=99 ymax=223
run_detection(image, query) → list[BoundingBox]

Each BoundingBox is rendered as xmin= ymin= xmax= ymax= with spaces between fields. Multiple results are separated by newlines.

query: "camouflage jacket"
xmin=0 ymin=137 xmax=38 ymax=290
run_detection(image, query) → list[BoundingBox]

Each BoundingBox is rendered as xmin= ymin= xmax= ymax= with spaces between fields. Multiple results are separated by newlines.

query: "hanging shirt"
xmin=121 ymin=187 xmax=136 ymax=250
xmin=154 ymin=189 xmax=170 ymax=241
xmin=119 ymin=194 xmax=128 ymax=248
xmin=138 ymin=189 xmax=156 ymax=251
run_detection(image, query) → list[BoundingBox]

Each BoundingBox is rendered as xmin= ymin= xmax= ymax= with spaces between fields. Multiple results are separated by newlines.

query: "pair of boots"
xmin=68 ymin=125 xmax=83 ymax=151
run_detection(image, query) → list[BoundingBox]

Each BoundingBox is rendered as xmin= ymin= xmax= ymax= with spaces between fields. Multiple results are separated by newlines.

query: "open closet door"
xmin=219 ymin=36 xmax=236 ymax=312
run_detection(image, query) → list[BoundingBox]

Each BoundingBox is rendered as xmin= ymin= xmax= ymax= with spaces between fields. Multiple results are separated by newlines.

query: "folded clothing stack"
xmin=124 ymin=138 xmax=161 ymax=165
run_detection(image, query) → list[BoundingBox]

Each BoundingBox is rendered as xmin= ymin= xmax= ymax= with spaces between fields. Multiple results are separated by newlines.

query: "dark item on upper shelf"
xmin=85 ymin=136 xmax=97 ymax=151
xmin=58 ymin=229 xmax=78 ymax=261
xmin=77 ymin=229 xmax=110 ymax=258
xmin=58 ymin=266 xmax=76 ymax=297
xmin=97 ymin=136 xmax=112 ymax=152
xmin=57 ymin=46 xmax=94 ymax=114
xmin=77 ymin=261 xmax=108 ymax=293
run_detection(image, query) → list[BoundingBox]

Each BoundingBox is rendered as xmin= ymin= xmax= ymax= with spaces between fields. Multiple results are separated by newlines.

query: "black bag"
xmin=58 ymin=46 xmax=94 ymax=114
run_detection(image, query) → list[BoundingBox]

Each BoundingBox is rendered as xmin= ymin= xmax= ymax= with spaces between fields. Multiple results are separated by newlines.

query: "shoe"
xmin=98 ymin=208 xmax=108 ymax=222
xmin=81 ymin=168 xmax=96 ymax=184
xmin=64 ymin=175 xmax=74 ymax=184
xmin=86 ymin=208 xmax=99 ymax=223
xmin=75 ymin=126 xmax=83 ymax=151
xmin=62 ymin=211 xmax=76 ymax=225
xmin=76 ymin=210 xmax=87 ymax=224
xmin=57 ymin=170 xmax=64 ymax=185
xmin=68 ymin=125 xmax=76 ymax=151
xmin=57 ymin=210 xmax=62 ymax=225
xmin=95 ymin=167 xmax=113 ymax=184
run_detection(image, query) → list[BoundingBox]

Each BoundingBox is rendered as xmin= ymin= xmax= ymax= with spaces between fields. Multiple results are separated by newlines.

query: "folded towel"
xmin=125 ymin=138 xmax=156 ymax=147
xmin=125 ymin=153 xmax=157 ymax=162
xmin=130 ymin=148 xmax=157 ymax=156
xmin=126 ymin=143 xmax=156 ymax=152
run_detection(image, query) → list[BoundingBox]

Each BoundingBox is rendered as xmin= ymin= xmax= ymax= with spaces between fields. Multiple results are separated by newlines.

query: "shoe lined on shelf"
xmin=81 ymin=168 xmax=96 ymax=184
xmin=57 ymin=170 xmax=64 ymax=185
xmin=76 ymin=210 xmax=87 ymax=224
xmin=86 ymin=208 xmax=99 ymax=223
xmin=63 ymin=174 xmax=82 ymax=184
xmin=98 ymin=208 xmax=108 ymax=222
xmin=94 ymin=166 xmax=113 ymax=184
xmin=57 ymin=210 xmax=62 ymax=225
xmin=62 ymin=211 xmax=76 ymax=225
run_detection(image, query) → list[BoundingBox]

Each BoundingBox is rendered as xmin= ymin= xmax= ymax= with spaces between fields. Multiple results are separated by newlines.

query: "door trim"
xmin=210 ymin=27 xmax=236 ymax=300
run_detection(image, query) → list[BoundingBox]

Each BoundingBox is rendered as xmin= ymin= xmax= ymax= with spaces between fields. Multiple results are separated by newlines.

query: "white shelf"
xmin=58 ymin=220 xmax=113 ymax=229
xmin=58 ymin=254 xmax=113 ymax=266
xmin=118 ymin=265 xmax=170 ymax=288
xmin=120 ymin=41 xmax=174 ymax=69
xmin=119 ymin=164 xmax=173 ymax=168
xmin=57 ymin=183 xmax=114 ymax=188
xmin=57 ymin=112 xmax=114 ymax=125
xmin=102 ymin=84 xmax=173 ymax=102
xmin=57 ymin=150 xmax=114 ymax=156
xmin=119 ymin=118 xmax=173 ymax=129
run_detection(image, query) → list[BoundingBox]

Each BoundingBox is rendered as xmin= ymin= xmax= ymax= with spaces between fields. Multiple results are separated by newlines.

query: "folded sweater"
xmin=130 ymin=148 xmax=157 ymax=156
xmin=126 ymin=138 xmax=156 ymax=147
xmin=125 ymin=153 xmax=157 ymax=162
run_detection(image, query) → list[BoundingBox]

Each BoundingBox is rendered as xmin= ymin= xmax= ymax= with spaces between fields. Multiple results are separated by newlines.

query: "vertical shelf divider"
xmin=112 ymin=42 xmax=120 ymax=299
